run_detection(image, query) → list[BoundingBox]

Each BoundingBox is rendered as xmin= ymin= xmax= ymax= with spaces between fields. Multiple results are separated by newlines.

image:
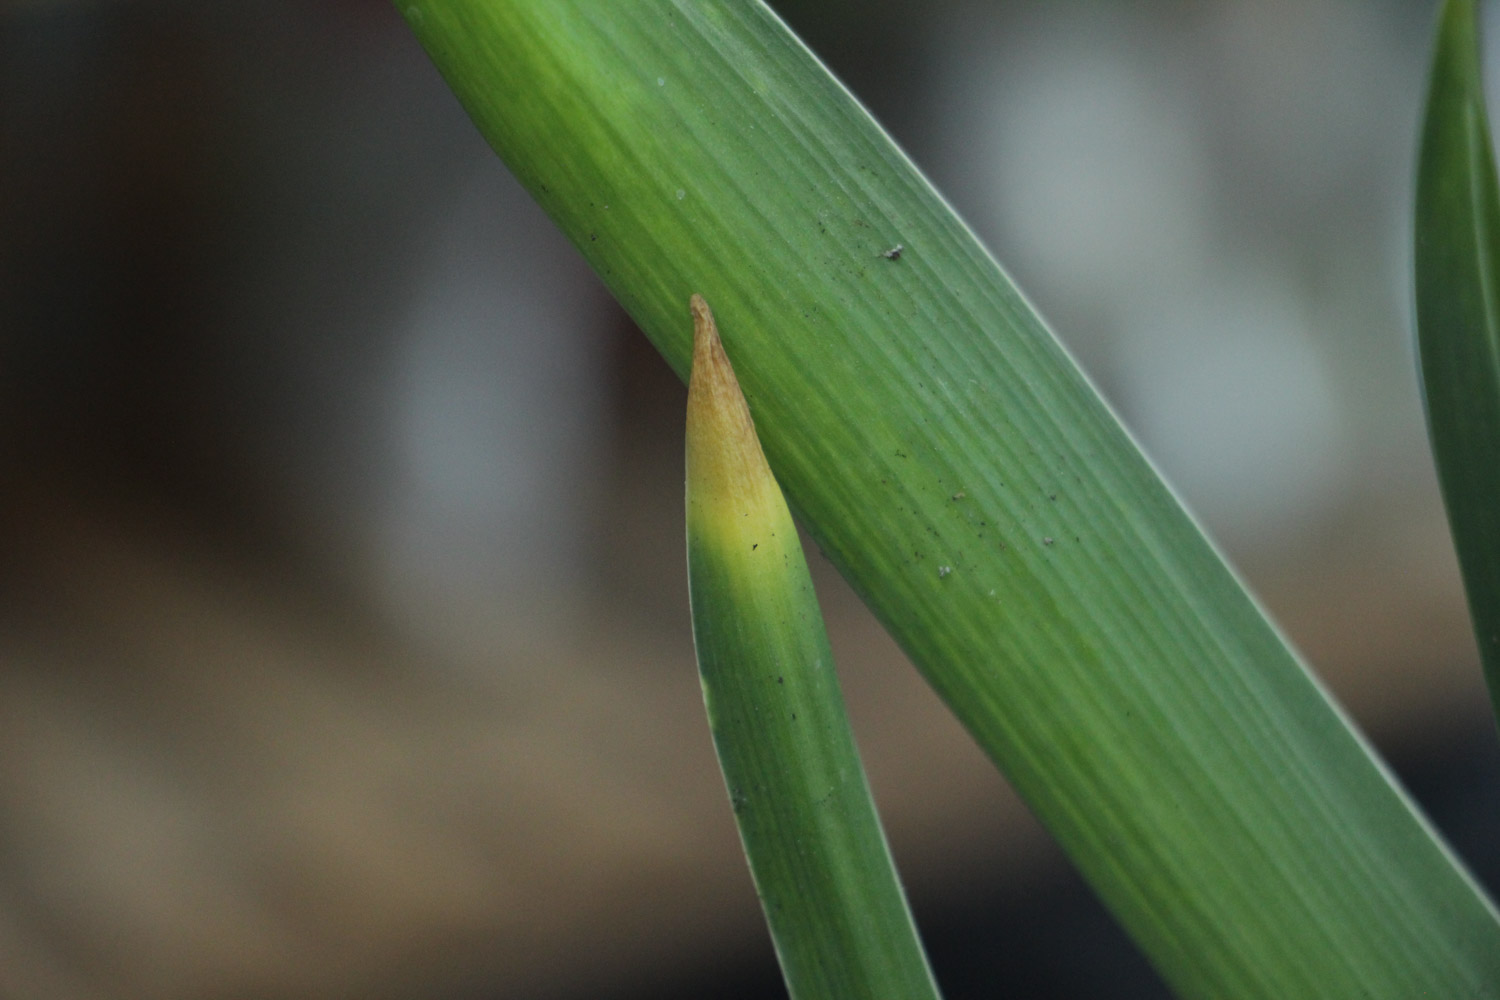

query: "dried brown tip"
xmin=688 ymin=294 xmax=746 ymax=433
xmin=690 ymin=293 xmax=725 ymax=370
xmin=685 ymin=294 xmax=777 ymax=524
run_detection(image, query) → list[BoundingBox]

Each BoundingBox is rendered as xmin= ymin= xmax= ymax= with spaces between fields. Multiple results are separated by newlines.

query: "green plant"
xmin=399 ymin=2 xmax=1500 ymax=997
xmin=685 ymin=294 xmax=938 ymax=999
xmin=1416 ymin=0 xmax=1500 ymax=721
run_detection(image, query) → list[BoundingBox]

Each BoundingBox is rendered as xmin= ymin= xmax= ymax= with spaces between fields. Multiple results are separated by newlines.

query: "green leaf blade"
xmin=402 ymin=3 xmax=1500 ymax=996
xmin=685 ymin=296 xmax=941 ymax=1000
xmin=1416 ymin=0 xmax=1500 ymax=720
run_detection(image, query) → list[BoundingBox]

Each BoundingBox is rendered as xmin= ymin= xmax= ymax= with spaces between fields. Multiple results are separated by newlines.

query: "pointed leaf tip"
xmin=686 ymin=296 xmax=783 ymax=539
xmin=684 ymin=292 xmax=941 ymax=1000
xmin=688 ymin=293 xmax=751 ymax=446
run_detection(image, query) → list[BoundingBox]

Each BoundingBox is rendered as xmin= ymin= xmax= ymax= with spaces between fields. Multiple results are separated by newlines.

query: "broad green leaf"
xmin=1416 ymin=0 xmax=1500 ymax=723
xmin=399 ymin=3 xmax=1500 ymax=997
xmin=686 ymin=295 xmax=940 ymax=1000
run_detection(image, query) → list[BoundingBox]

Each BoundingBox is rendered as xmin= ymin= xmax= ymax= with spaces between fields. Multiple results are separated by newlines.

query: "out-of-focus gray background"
xmin=2 ymin=2 xmax=1497 ymax=997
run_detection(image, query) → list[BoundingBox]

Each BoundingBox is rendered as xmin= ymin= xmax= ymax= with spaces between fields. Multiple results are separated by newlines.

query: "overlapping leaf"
xmin=400 ymin=3 xmax=1500 ymax=996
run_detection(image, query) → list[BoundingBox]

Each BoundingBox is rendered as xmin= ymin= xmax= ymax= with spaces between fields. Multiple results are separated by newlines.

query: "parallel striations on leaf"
xmin=401 ymin=3 xmax=1500 ymax=996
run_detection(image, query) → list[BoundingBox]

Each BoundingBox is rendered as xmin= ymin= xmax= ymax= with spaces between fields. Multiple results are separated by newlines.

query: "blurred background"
xmin=2 ymin=1 xmax=1498 ymax=997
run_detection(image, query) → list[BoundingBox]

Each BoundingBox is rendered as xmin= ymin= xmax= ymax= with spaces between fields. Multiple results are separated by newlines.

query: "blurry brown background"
xmin=2 ymin=2 xmax=1497 ymax=998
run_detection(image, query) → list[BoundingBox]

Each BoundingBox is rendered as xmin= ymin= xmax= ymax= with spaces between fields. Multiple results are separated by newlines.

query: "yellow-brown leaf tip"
xmin=690 ymin=293 xmax=730 ymax=382
xmin=685 ymin=295 xmax=783 ymax=536
xmin=687 ymin=294 xmax=754 ymax=448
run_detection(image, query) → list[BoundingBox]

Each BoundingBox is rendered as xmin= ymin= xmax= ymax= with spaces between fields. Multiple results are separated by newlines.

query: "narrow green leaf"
xmin=399 ymin=3 xmax=1500 ymax=996
xmin=685 ymin=295 xmax=940 ymax=1000
xmin=1415 ymin=0 xmax=1500 ymax=721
